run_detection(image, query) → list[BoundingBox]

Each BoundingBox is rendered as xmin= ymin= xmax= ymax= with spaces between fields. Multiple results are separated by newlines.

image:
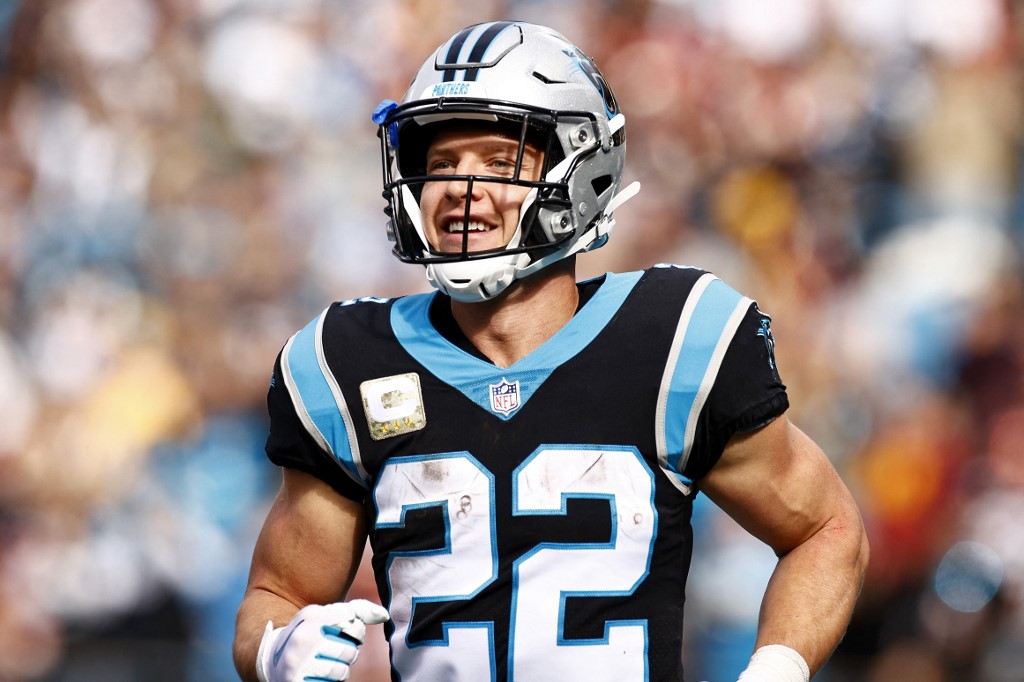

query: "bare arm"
xmin=233 ymin=467 xmax=368 ymax=682
xmin=699 ymin=416 xmax=869 ymax=676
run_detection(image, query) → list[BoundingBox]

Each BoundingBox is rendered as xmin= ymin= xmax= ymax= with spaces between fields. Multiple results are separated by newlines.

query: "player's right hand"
xmin=255 ymin=599 xmax=390 ymax=682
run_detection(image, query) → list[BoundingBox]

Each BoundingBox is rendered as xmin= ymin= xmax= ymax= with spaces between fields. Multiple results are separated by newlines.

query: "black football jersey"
xmin=264 ymin=265 xmax=788 ymax=681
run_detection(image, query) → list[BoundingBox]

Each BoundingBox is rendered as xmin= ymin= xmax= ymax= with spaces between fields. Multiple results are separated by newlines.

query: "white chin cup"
xmin=426 ymin=253 xmax=525 ymax=302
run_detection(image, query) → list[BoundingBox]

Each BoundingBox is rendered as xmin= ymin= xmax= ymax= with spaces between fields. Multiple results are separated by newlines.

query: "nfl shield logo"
xmin=489 ymin=378 xmax=521 ymax=416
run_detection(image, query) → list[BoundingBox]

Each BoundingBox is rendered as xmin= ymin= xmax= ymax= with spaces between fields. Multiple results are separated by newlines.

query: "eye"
xmin=426 ymin=158 xmax=455 ymax=175
xmin=487 ymin=154 xmax=523 ymax=176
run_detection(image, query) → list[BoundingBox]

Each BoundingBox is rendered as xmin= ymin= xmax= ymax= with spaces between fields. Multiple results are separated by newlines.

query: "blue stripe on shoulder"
xmin=284 ymin=312 xmax=365 ymax=486
xmin=663 ymin=277 xmax=745 ymax=471
xmin=391 ymin=271 xmax=643 ymax=419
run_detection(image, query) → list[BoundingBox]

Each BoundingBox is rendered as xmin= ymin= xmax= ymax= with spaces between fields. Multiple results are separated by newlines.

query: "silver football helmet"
xmin=373 ymin=21 xmax=640 ymax=302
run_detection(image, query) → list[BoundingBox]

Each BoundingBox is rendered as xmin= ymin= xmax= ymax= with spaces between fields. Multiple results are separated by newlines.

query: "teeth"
xmin=446 ymin=221 xmax=491 ymax=233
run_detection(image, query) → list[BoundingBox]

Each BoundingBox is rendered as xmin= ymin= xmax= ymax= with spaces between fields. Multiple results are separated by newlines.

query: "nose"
xmin=444 ymin=160 xmax=486 ymax=202
xmin=444 ymin=177 xmax=469 ymax=202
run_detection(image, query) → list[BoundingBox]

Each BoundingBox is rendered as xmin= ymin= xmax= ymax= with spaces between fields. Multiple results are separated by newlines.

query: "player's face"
xmin=420 ymin=126 xmax=544 ymax=255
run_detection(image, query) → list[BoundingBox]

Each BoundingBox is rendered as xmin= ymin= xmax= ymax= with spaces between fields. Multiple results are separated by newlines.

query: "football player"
xmin=233 ymin=21 xmax=868 ymax=682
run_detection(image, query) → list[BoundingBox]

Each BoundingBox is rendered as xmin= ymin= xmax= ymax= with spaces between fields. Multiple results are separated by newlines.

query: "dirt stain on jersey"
xmin=421 ymin=460 xmax=446 ymax=482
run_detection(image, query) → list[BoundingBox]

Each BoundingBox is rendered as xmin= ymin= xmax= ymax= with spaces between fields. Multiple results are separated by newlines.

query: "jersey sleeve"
xmin=264 ymin=341 xmax=368 ymax=504
xmin=685 ymin=302 xmax=789 ymax=480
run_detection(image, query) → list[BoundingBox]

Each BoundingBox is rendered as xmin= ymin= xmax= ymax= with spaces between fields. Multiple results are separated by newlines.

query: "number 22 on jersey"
xmin=373 ymin=446 xmax=657 ymax=681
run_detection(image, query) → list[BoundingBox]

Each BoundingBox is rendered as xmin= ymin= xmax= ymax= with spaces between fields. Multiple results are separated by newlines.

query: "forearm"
xmin=755 ymin=515 xmax=869 ymax=676
xmin=235 ymin=470 xmax=369 ymax=680
xmin=234 ymin=588 xmax=304 ymax=682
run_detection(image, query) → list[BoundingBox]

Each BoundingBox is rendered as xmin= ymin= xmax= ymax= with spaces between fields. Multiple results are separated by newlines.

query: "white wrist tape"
xmin=737 ymin=645 xmax=810 ymax=682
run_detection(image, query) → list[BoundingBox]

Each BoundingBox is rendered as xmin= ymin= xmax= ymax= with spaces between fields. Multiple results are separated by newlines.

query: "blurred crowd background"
xmin=1 ymin=0 xmax=1022 ymax=680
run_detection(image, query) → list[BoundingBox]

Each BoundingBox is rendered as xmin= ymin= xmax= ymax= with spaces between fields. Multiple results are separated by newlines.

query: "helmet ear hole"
xmin=591 ymin=175 xmax=612 ymax=199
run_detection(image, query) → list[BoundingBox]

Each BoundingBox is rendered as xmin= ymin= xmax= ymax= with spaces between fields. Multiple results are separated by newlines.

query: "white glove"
xmin=255 ymin=599 xmax=390 ymax=682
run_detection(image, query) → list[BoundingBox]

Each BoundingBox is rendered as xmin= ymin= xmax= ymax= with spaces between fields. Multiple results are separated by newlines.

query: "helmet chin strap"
xmin=605 ymin=179 xmax=641 ymax=215
xmin=515 ymin=179 xmax=641 ymax=280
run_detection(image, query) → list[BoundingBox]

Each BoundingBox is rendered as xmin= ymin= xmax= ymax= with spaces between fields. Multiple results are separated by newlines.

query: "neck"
xmin=450 ymin=259 xmax=578 ymax=368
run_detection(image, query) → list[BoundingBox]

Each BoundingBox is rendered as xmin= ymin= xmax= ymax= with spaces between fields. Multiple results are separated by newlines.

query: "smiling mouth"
xmin=445 ymin=220 xmax=495 ymax=233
